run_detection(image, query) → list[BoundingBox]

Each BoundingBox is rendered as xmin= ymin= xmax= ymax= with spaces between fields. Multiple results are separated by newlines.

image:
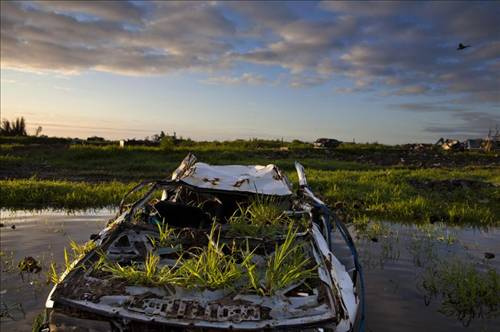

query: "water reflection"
xmin=0 ymin=211 xmax=498 ymax=331
xmin=348 ymin=221 xmax=500 ymax=331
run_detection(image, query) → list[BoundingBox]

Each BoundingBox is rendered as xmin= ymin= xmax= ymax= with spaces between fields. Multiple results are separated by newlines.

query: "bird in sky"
xmin=457 ymin=43 xmax=471 ymax=50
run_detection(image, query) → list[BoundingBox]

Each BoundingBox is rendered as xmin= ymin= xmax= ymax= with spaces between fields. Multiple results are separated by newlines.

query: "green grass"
xmin=260 ymin=223 xmax=316 ymax=295
xmin=32 ymin=311 xmax=46 ymax=332
xmin=293 ymin=168 xmax=499 ymax=227
xmin=69 ymin=240 xmax=97 ymax=259
xmin=421 ymin=259 xmax=500 ymax=326
xmin=0 ymin=178 xmax=136 ymax=210
xmin=227 ymin=197 xmax=295 ymax=237
xmin=47 ymin=240 xmax=98 ymax=285
xmin=1 ymin=166 xmax=498 ymax=226
xmin=1 ymin=138 xmax=498 ymax=226
xmin=148 ymin=222 xmax=176 ymax=248
xmin=100 ymin=223 xmax=315 ymax=293
xmin=177 ymin=224 xmax=243 ymax=289
xmin=103 ymin=252 xmax=182 ymax=287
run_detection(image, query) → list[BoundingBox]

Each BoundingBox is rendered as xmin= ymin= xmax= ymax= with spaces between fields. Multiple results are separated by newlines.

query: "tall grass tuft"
xmin=421 ymin=259 xmax=500 ymax=326
xmin=243 ymin=223 xmax=316 ymax=295
xmin=148 ymin=222 xmax=176 ymax=248
xmin=103 ymin=252 xmax=182 ymax=287
xmin=228 ymin=196 xmax=292 ymax=237
xmin=177 ymin=224 xmax=242 ymax=289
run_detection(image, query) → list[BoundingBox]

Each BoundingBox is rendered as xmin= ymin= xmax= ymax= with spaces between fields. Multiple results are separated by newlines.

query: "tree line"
xmin=1 ymin=117 xmax=42 ymax=137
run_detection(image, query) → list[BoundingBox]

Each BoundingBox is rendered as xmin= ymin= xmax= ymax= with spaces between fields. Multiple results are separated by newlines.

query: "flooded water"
xmin=342 ymin=224 xmax=500 ymax=332
xmin=0 ymin=210 xmax=112 ymax=332
xmin=0 ymin=210 xmax=499 ymax=331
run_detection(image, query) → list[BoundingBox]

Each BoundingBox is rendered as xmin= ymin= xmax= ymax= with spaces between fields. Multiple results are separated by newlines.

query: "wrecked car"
xmin=38 ymin=154 xmax=364 ymax=331
xmin=435 ymin=138 xmax=463 ymax=151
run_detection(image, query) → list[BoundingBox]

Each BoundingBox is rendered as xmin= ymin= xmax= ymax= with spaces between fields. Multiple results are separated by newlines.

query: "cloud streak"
xmin=203 ymin=73 xmax=269 ymax=86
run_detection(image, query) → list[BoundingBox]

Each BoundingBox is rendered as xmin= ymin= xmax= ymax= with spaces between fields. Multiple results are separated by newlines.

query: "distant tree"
xmin=160 ymin=131 xmax=166 ymax=138
xmin=0 ymin=117 xmax=27 ymax=136
xmin=87 ymin=136 xmax=104 ymax=141
xmin=35 ymin=126 xmax=43 ymax=137
xmin=151 ymin=134 xmax=160 ymax=143
xmin=1 ymin=119 xmax=12 ymax=135
xmin=160 ymin=136 xmax=175 ymax=151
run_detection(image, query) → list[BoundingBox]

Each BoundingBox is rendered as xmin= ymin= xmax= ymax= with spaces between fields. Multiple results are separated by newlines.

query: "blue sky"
xmin=1 ymin=1 xmax=499 ymax=143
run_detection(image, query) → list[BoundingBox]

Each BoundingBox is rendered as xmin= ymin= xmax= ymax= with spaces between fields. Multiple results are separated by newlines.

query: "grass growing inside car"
xmin=227 ymin=196 xmax=299 ymax=237
xmin=47 ymin=240 xmax=98 ymax=285
xmin=103 ymin=252 xmax=182 ymax=287
xmin=177 ymin=224 xmax=244 ymax=289
xmin=99 ymin=223 xmax=315 ymax=293
xmin=148 ymin=222 xmax=176 ymax=248
xmin=69 ymin=240 xmax=97 ymax=259
xmin=261 ymin=223 xmax=316 ymax=295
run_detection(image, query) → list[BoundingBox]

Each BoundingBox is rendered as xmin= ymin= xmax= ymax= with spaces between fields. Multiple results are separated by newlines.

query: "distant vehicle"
xmin=457 ymin=43 xmax=471 ymax=50
xmin=313 ymin=138 xmax=342 ymax=149
xmin=39 ymin=154 xmax=364 ymax=331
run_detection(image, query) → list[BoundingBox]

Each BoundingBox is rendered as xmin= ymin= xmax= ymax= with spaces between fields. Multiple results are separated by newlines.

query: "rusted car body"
xmin=39 ymin=154 xmax=364 ymax=331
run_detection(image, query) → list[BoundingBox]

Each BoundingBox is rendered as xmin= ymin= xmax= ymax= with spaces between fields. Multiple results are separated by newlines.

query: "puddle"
xmin=0 ymin=210 xmax=113 ymax=332
xmin=333 ymin=222 xmax=500 ymax=332
xmin=1 ymin=211 xmax=499 ymax=331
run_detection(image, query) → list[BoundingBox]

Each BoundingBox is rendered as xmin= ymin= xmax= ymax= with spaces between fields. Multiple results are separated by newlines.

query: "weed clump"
xmin=103 ymin=252 xmax=181 ymax=287
xmin=46 ymin=240 xmax=97 ymax=285
xmin=421 ymin=259 xmax=500 ymax=326
xmin=99 ymin=222 xmax=316 ymax=294
xmin=148 ymin=222 xmax=176 ymax=248
xmin=244 ymin=223 xmax=316 ymax=295
xmin=176 ymin=224 xmax=243 ymax=289
xmin=227 ymin=196 xmax=298 ymax=237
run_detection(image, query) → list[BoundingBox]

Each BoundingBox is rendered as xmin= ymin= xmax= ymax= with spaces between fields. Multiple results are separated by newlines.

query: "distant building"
xmin=464 ymin=139 xmax=483 ymax=150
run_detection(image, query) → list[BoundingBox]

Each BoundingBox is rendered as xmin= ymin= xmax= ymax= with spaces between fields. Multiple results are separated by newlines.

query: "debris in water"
xmin=484 ymin=252 xmax=495 ymax=260
xmin=18 ymin=256 xmax=42 ymax=274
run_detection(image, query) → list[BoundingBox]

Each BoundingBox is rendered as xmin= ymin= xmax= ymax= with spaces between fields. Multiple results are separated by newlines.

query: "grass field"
xmin=1 ymin=136 xmax=499 ymax=227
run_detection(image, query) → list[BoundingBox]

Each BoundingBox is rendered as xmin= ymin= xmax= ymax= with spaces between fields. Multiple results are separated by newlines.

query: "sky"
xmin=1 ymin=1 xmax=499 ymax=143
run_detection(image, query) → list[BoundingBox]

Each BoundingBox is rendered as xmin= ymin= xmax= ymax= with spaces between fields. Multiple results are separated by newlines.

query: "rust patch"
xmin=202 ymin=177 xmax=220 ymax=185
xmin=233 ymin=178 xmax=250 ymax=187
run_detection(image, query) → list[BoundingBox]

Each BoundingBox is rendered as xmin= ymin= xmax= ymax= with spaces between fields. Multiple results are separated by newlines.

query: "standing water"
xmin=0 ymin=211 xmax=499 ymax=331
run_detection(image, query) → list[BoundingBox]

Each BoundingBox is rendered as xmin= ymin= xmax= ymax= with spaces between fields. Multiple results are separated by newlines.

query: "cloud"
xmin=319 ymin=1 xmax=417 ymax=17
xmin=394 ymin=102 xmax=464 ymax=113
xmin=424 ymin=111 xmax=500 ymax=138
xmin=34 ymin=1 xmax=146 ymax=23
xmin=1 ymin=1 xmax=236 ymax=75
xmin=1 ymin=0 xmax=498 ymax=107
xmin=203 ymin=73 xmax=269 ymax=85
xmin=393 ymin=85 xmax=431 ymax=96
